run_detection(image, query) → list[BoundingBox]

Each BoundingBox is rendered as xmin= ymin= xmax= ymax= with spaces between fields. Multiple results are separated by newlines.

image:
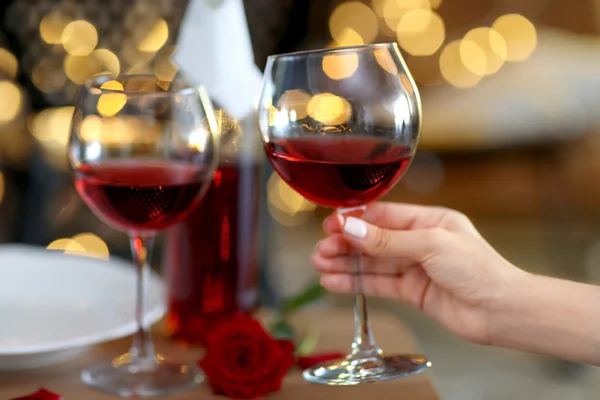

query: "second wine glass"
xmin=258 ymin=43 xmax=430 ymax=385
xmin=68 ymin=74 xmax=219 ymax=396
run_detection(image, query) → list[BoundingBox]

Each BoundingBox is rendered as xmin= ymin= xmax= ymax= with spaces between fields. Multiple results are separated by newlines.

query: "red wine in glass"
xmin=264 ymin=136 xmax=412 ymax=208
xmin=74 ymin=160 xmax=209 ymax=233
xmin=164 ymin=160 xmax=261 ymax=346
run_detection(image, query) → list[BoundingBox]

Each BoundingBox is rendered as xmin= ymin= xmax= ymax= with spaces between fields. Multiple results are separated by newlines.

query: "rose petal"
xmin=11 ymin=388 xmax=63 ymax=400
xmin=296 ymin=352 xmax=346 ymax=370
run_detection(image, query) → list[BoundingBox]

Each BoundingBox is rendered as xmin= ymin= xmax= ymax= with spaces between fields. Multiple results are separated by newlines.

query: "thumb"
xmin=342 ymin=216 xmax=447 ymax=262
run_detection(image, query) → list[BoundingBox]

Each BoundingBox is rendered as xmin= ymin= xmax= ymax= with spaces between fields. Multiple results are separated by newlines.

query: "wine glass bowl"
xmin=258 ymin=43 xmax=430 ymax=385
xmin=68 ymin=74 xmax=219 ymax=396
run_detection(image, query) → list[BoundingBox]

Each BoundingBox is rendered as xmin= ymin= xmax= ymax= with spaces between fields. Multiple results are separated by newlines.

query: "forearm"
xmin=490 ymin=273 xmax=600 ymax=365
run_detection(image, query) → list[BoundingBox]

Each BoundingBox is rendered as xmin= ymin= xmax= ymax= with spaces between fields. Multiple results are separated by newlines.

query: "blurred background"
xmin=1 ymin=0 xmax=600 ymax=398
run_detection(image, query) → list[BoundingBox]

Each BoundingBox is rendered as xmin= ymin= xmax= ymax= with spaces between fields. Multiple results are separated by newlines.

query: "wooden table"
xmin=0 ymin=308 xmax=440 ymax=399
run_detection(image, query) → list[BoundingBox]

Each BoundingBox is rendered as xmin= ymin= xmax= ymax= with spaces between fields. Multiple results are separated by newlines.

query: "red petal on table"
xmin=297 ymin=352 xmax=346 ymax=370
xmin=11 ymin=388 xmax=63 ymax=400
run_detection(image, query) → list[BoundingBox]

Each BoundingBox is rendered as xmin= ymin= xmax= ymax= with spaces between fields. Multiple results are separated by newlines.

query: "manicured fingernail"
xmin=335 ymin=212 xmax=344 ymax=226
xmin=344 ymin=217 xmax=367 ymax=239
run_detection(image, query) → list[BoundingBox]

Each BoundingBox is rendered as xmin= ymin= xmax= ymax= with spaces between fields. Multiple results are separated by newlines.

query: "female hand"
xmin=312 ymin=202 xmax=529 ymax=345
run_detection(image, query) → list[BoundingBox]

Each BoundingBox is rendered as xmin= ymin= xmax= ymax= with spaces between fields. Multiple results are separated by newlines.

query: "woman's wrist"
xmin=487 ymin=270 xmax=600 ymax=365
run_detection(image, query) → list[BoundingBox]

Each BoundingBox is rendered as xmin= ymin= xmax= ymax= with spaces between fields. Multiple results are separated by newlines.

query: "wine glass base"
xmin=302 ymin=354 xmax=431 ymax=385
xmin=81 ymin=354 xmax=203 ymax=397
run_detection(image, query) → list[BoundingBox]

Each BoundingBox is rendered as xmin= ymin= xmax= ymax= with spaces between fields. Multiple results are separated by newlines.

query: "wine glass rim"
xmin=267 ymin=43 xmax=397 ymax=60
xmin=83 ymin=74 xmax=199 ymax=96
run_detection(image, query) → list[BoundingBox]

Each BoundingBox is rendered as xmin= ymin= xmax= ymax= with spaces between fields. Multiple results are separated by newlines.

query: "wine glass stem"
xmin=129 ymin=234 xmax=157 ymax=361
xmin=350 ymin=251 xmax=382 ymax=360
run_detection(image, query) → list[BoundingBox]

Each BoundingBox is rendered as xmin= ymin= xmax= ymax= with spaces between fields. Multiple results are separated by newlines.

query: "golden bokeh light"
xmin=64 ymin=54 xmax=102 ymax=84
xmin=322 ymin=53 xmax=359 ymax=80
xmin=268 ymin=105 xmax=279 ymax=127
xmin=97 ymin=80 xmax=127 ymax=117
xmin=80 ymin=115 xmax=104 ymax=141
xmin=459 ymin=39 xmax=487 ymax=76
xmin=383 ymin=0 xmax=430 ymax=31
xmin=267 ymin=172 xmax=315 ymax=226
xmin=153 ymin=48 xmax=178 ymax=81
xmin=40 ymin=12 xmax=71 ymax=44
xmin=307 ymin=93 xmax=352 ymax=125
xmin=329 ymin=2 xmax=378 ymax=45
xmin=372 ymin=0 xmax=388 ymax=17
xmin=429 ymin=0 xmax=443 ymax=8
xmin=396 ymin=9 xmax=445 ymax=56
xmin=47 ymin=238 xmax=86 ymax=253
xmin=463 ymin=27 xmax=507 ymax=75
xmin=69 ymin=233 xmax=110 ymax=260
xmin=138 ymin=19 xmax=169 ymax=53
xmin=329 ymin=28 xmax=365 ymax=47
xmin=277 ymin=89 xmax=311 ymax=120
xmin=439 ymin=40 xmax=482 ymax=89
xmin=0 ymin=81 xmax=22 ymax=124
xmin=80 ymin=115 xmax=136 ymax=145
xmin=32 ymin=58 xmax=66 ymax=93
xmin=61 ymin=20 xmax=98 ymax=56
xmin=492 ymin=14 xmax=537 ymax=62
xmin=31 ymin=107 xmax=74 ymax=146
xmin=93 ymin=49 xmax=120 ymax=77
xmin=374 ymin=48 xmax=398 ymax=74
xmin=0 ymin=49 xmax=19 ymax=79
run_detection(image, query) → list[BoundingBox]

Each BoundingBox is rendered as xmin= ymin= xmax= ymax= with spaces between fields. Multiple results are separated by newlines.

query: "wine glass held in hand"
xmin=258 ymin=43 xmax=429 ymax=385
xmin=68 ymin=74 xmax=219 ymax=397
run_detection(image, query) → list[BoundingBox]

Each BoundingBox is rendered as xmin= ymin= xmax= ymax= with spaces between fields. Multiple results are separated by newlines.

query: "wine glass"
xmin=68 ymin=74 xmax=219 ymax=396
xmin=258 ymin=43 xmax=430 ymax=385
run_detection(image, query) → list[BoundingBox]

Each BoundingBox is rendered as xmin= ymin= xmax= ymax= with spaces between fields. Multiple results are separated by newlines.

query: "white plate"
xmin=0 ymin=244 xmax=166 ymax=370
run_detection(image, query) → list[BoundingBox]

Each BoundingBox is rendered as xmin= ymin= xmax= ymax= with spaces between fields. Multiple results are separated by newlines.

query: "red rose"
xmin=199 ymin=314 xmax=295 ymax=399
xmin=11 ymin=389 xmax=63 ymax=400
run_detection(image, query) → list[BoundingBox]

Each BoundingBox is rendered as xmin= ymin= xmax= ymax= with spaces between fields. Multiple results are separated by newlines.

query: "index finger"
xmin=322 ymin=202 xmax=452 ymax=233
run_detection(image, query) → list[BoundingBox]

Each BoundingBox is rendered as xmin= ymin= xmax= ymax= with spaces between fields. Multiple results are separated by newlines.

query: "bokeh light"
xmin=396 ymin=9 xmax=445 ymax=56
xmin=0 ymin=81 xmax=22 ymax=124
xmin=277 ymin=89 xmax=311 ymax=120
xmin=329 ymin=2 xmax=379 ymax=45
xmin=47 ymin=238 xmax=86 ymax=253
xmin=80 ymin=115 xmax=136 ymax=145
xmin=32 ymin=58 xmax=67 ymax=93
xmin=463 ymin=27 xmax=507 ymax=75
xmin=39 ymin=12 xmax=71 ymax=45
xmin=0 ymin=49 xmax=19 ymax=80
xmin=374 ymin=48 xmax=398 ymax=74
xmin=328 ymin=28 xmax=365 ymax=47
xmin=439 ymin=40 xmax=482 ymax=89
xmin=267 ymin=172 xmax=316 ymax=227
xmin=153 ymin=47 xmax=178 ymax=81
xmin=307 ymin=93 xmax=352 ymax=125
xmin=383 ymin=0 xmax=430 ymax=32
xmin=492 ymin=14 xmax=537 ymax=62
xmin=46 ymin=233 xmax=109 ymax=260
xmin=93 ymin=49 xmax=121 ymax=76
xmin=64 ymin=54 xmax=102 ymax=84
xmin=322 ymin=53 xmax=359 ymax=80
xmin=97 ymin=80 xmax=127 ymax=117
xmin=138 ymin=18 xmax=169 ymax=53
xmin=459 ymin=39 xmax=487 ymax=77
xmin=61 ymin=20 xmax=98 ymax=56
xmin=69 ymin=233 xmax=110 ymax=260
xmin=31 ymin=107 xmax=74 ymax=147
